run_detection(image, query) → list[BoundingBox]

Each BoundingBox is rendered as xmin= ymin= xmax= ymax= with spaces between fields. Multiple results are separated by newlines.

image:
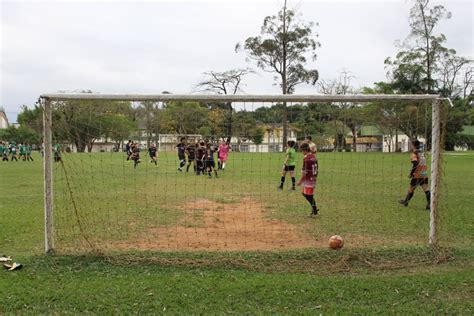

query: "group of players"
xmin=123 ymin=134 xmax=430 ymax=217
xmin=124 ymin=138 xmax=231 ymax=178
xmin=0 ymin=141 xmax=34 ymax=162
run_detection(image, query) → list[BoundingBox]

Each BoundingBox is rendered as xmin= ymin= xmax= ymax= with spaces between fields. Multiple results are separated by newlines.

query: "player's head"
xmin=300 ymin=143 xmax=310 ymax=153
xmin=287 ymin=140 xmax=295 ymax=148
xmin=412 ymin=139 xmax=421 ymax=150
xmin=200 ymin=141 xmax=205 ymax=147
xmin=180 ymin=137 xmax=186 ymax=143
xmin=305 ymin=135 xmax=312 ymax=142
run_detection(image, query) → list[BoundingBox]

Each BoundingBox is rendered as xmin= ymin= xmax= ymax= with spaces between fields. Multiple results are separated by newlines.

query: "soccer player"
xmin=297 ymin=143 xmax=319 ymax=217
xmin=9 ymin=142 xmax=18 ymax=162
xmin=278 ymin=140 xmax=297 ymax=191
xmin=176 ymin=137 xmax=186 ymax=172
xmin=399 ymin=140 xmax=431 ymax=210
xmin=148 ymin=143 xmax=158 ymax=166
xmin=53 ymin=143 xmax=61 ymax=162
xmin=125 ymin=140 xmax=132 ymax=162
xmin=186 ymin=143 xmax=196 ymax=173
xmin=218 ymin=138 xmax=230 ymax=171
xmin=130 ymin=142 xmax=141 ymax=169
xmin=305 ymin=135 xmax=317 ymax=155
xmin=196 ymin=141 xmax=206 ymax=175
xmin=26 ymin=143 xmax=34 ymax=161
xmin=204 ymin=143 xmax=218 ymax=178
xmin=18 ymin=143 xmax=27 ymax=161
xmin=0 ymin=142 xmax=8 ymax=161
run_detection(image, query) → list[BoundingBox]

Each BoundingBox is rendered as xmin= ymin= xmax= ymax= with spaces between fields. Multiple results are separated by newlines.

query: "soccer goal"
xmin=39 ymin=93 xmax=444 ymax=254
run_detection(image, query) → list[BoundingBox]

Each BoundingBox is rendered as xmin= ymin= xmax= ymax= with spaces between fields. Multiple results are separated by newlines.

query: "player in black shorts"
xmin=196 ymin=141 xmax=206 ymax=175
xmin=204 ymin=143 xmax=218 ymax=178
xmin=131 ymin=142 xmax=141 ymax=169
xmin=399 ymin=140 xmax=430 ymax=210
xmin=186 ymin=143 xmax=196 ymax=173
xmin=148 ymin=143 xmax=158 ymax=166
xmin=176 ymin=137 xmax=186 ymax=172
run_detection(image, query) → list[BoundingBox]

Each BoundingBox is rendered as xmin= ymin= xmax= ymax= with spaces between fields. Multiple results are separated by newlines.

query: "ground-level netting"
xmin=40 ymin=94 xmax=447 ymax=255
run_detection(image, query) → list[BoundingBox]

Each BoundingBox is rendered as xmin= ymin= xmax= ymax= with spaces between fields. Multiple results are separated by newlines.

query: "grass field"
xmin=0 ymin=151 xmax=473 ymax=313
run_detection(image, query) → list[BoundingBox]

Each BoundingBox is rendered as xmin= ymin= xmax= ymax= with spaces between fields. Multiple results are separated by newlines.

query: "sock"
xmin=280 ymin=176 xmax=285 ymax=188
xmin=291 ymin=177 xmax=296 ymax=188
xmin=404 ymin=191 xmax=414 ymax=203
xmin=186 ymin=164 xmax=190 ymax=172
xmin=425 ymin=190 xmax=431 ymax=205
xmin=222 ymin=162 xmax=226 ymax=170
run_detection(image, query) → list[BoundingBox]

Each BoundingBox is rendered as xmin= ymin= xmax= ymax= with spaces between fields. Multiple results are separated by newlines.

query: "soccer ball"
xmin=328 ymin=235 xmax=344 ymax=250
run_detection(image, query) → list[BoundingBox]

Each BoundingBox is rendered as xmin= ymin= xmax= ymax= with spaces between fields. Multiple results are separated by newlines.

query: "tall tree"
xmin=195 ymin=68 xmax=252 ymax=139
xmin=385 ymin=0 xmax=452 ymax=94
xmin=236 ymin=0 xmax=320 ymax=146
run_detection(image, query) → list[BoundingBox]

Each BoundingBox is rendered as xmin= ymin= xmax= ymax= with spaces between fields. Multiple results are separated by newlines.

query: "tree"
xmin=195 ymin=68 xmax=253 ymax=139
xmin=250 ymin=127 xmax=265 ymax=152
xmin=236 ymin=0 xmax=320 ymax=146
xmin=232 ymin=111 xmax=256 ymax=152
xmin=135 ymin=101 xmax=160 ymax=147
xmin=318 ymin=71 xmax=364 ymax=152
xmin=385 ymin=0 xmax=453 ymax=93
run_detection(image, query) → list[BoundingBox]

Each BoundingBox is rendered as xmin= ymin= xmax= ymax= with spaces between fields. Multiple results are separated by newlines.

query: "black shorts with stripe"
xmin=410 ymin=178 xmax=428 ymax=187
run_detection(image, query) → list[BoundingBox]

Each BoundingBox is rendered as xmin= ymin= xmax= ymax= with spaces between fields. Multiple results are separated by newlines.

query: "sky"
xmin=0 ymin=0 xmax=473 ymax=122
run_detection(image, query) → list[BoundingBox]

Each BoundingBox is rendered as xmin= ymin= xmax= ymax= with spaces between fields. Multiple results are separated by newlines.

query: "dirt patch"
xmin=115 ymin=197 xmax=321 ymax=251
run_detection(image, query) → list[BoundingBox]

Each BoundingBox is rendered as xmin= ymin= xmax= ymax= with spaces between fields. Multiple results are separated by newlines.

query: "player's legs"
xmin=421 ymin=180 xmax=430 ymax=210
xmin=279 ymin=168 xmax=288 ymax=190
xmin=302 ymin=186 xmax=318 ymax=216
xmin=399 ymin=179 xmax=418 ymax=207
xmin=289 ymin=168 xmax=296 ymax=190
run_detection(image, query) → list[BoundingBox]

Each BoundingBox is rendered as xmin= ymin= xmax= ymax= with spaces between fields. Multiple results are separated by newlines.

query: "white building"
xmin=0 ymin=109 xmax=9 ymax=129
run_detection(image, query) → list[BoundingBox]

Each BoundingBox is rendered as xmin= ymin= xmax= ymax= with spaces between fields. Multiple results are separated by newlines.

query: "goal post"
xmin=40 ymin=93 xmax=443 ymax=254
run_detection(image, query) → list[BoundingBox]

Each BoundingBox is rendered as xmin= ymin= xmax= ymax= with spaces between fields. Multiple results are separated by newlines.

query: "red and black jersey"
xmin=301 ymin=153 xmax=318 ymax=187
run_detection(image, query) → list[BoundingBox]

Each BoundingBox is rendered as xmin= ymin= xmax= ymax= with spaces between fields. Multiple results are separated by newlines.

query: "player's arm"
xmin=297 ymin=160 xmax=308 ymax=186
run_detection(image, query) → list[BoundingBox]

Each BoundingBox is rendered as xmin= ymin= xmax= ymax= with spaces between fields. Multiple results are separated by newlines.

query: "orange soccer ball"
xmin=329 ymin=235 xmax=344 ymax=250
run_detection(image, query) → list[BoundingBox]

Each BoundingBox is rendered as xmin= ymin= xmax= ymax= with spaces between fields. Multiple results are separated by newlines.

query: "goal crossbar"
xmin=40 ymin=93 xmax=440 ymax=103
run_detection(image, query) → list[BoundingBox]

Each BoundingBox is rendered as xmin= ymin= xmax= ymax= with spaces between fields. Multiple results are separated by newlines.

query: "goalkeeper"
xmin=399 ymin=140 xmax=430 ymax=210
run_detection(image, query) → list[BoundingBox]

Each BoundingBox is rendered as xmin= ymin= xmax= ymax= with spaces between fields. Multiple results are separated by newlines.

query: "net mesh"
xmin=45 ymin=96 xmax=443 ymax=254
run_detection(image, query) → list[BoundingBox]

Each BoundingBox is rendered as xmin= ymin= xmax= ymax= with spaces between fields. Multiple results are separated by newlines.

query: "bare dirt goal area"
xmin=116 ymin=197 xmax=320 ymax=251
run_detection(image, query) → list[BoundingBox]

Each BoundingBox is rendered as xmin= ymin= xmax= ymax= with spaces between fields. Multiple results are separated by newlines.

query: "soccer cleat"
xmin=398 ymin=200 xmax=408 ymax=207
xmin=277 ymin=187 xmax=283 ymax=191
xmin=289 ymin=187 xmax=296 ymax=192
xmin=177 ymin=168 xmax=183 ymax=172
xmin=311 ymin=208 xmax=319 ymax=217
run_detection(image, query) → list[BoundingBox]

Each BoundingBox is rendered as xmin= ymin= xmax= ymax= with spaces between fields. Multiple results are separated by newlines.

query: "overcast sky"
xmin=1 ymin=0 xmax=473 ymax=122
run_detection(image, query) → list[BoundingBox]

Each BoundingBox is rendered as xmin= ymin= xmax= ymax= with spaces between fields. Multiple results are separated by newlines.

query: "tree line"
xmin=1 ymin=0 xmax=472 ymax=151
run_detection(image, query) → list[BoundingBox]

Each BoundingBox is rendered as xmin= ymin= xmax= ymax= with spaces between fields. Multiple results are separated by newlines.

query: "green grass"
xmin=0 ymin=151 xmax=473 ymax=313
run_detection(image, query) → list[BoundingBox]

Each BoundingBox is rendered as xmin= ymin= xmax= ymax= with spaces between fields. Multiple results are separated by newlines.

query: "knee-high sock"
xmin=425 ymin=190 xmax=431 ymax=205
xmin=291 ymin=177 xmax=295 ymax=188
xmin=303 ymin=194 xmax=317 ymax=211
xmin=404 ymin=191 xmax=414 ymax=203
xmin=280 ymin=176 xmax=285 ymax=188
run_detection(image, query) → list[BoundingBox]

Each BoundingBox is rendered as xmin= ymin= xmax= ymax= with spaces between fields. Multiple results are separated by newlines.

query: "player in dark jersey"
xmin=176 ymin=137 xmax=186 ymax=172
xmin=148 ymin=143 xmax=158 ymax=166
xmin=186 ymin=143 xmax=196 ymax=173
xmin=125 ymin=140 xmax=132 ymax=162
xmin=297 ymin=143 xmax=319 ymax=217
xmin=196 ymin=141 xmax=206 ymax=175
xmin=130 ymin=142 xmax=141 ymax=169
xmin=399 ymin=140 xmax=430 ymax=210
xmin=204 ymin=143 xmax=218 ymax=178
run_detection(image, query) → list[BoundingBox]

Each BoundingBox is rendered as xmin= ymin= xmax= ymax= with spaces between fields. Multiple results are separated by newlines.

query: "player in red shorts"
xmin=297 ymin=143 xmax=319 ymax=217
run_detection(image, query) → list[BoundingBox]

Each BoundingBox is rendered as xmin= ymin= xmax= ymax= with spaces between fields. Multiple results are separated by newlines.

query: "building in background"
xmin=0 ymin=108 xmax=9 ymax=129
